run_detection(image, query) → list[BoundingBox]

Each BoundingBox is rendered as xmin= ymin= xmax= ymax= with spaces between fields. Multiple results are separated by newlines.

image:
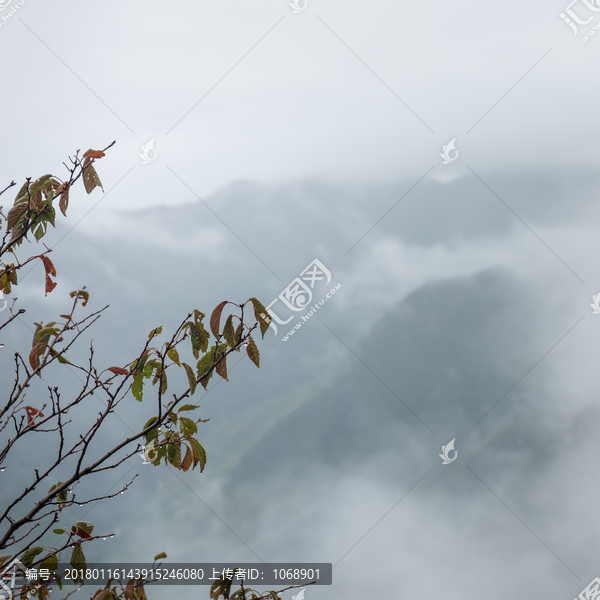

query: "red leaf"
xmin=215 ymin=355 xmax=228 ymax=381
xmin=108 ymin=367 xmax=129 ymax=376
xmin=124 ymin=578 xmax=135 ymax=600
xmin=25 ymin=406 xmax=44 ymax=426
xmin=210 ymin=301 xmax=228 ymax=338
xmin=40 ymin=255 xmax=56 ymax=277
xmin=71 ymin=526 xmax=92 ymax=540
xmin=180 ymin=445 xmax=193 ymax=472
xmin=45 ymin=275 xmax=57 ymax=296
xmin=29 ymin=344 xmax=41 ymax=370
xmin=6 ymin=203 xmax=27 ymax=232
xmin=58 ymin=187 xmax=70 ymax=217
xmin=82 ymin=150 xmax=105 ymax=159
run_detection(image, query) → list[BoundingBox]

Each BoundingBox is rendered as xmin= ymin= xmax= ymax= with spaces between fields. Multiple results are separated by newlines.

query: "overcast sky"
xmin=0 ymin=0 xmax=599 ymax=207
xmin=2 ymin=1 xmax=600 ymax=600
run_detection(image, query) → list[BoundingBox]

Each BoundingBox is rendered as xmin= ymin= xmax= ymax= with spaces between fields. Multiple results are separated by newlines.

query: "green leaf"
xmin=36 ymin=325 xmax=59 ymax=345
xmin=188 ymin=322 xmax=209 ymax=358
xmin=160 ymin=370 xmax=168 ymax=395
xmin=143 ymin=416 xmax=159 ymax=430
xmin=210 ymin=301 xmax=228 ymax=338
xmin=196 ymin=347 xmax=216 ymax=379
xmin=146 ymin=427 xmax=159 ymax=444
xmin=144 ymin=359 xmax=159 ymax=379
xmin=144 ymin=415 xmax=159 ymax=441
xmin=246 ymin=335 xmax=260 ymax=368
xmin=69 ymin=289 xmax=90 ymax=307
xmin=222 ymin=315 xmax=236 ymax=347
xmin=179 ymin=417 xmax=198 ymax=437
xmin=53 ymin=529 xmax=66 ymax=534
xmin=182 ymin=363 xmax=197 ymax=395
xmin=29 ymin=174 xmax=54 ymax=193
xmin=50 ymin=347 xmax=69 ymax=364
xmin=46 ymin=205 xmax=56 ymax=227
xmin=190 ymin=438 xmax=207 ymax=473
xmin=137 ymin=583 xmax=148 ymax=600
xmin=34 ymin=223 xmax=45 ymax=241
xmin=70 ymin=543 xmax=86 ymax=572
xmin=21 ymin=546 xmax=43 ymax=567
xmin=132 ymin=373 xmax=145 ymax=401
xmin=14 ymin=180 xmax=29 ymax=202
xmin=148 ymin=326 xmax=163 ymax=340
xmin=153 ymin=441 xmax=166 ymax=466
xmin=154 ymin=552 xmax=167 ymax=561
xmin=76 ymin=520 xmax=94 ymax=535
xmin=40 ymin=554 xmax=58 ymax=571
xmin=167 ymin=442 xmax=181 ymax=468
xmin=249 ymin=298 xmax=270 ymax=339
xmin=210 ymin=571 xmax=236 ymax=600
xmin=234 ymin=322 xmax=243 ymax=351
xmin=167 ymin=347 xmax=181 ymax=366
xmin=177 ymin=404 xmax=200 ymax=413
xmin=0 ymin=555 xmax=12 ymax=568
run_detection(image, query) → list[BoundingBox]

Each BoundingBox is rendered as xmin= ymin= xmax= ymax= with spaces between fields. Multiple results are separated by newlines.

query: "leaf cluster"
xmin=0 ymin=145 xmax=112 ymax=298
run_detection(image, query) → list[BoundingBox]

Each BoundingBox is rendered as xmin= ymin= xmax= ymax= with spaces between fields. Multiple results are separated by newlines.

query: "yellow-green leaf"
xmin=249 ymin=297 xmax=270 ymax=339
xmin=190 ymin=438 xmax=207 ymax=473
xmin=148 ymin=326 xmax=163 ymax=340
xmin=222 ymin=314 xmax=236 ymax=347
xmin=21 ymin=547 xmax=43 ymax=567
xmin=182 ymin=363 xmax=197 ymax=395
xmin=167 ymin=347 xmax=181 ymax=366
xmin=246 ymin=335 xmax=260 ymax=368
xmin=70 ymin=543 xmax=86 ymax=572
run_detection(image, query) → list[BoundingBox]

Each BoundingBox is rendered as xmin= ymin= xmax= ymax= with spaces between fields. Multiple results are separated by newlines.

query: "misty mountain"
xmin=2 ymin=173 xmax=599 ymax=600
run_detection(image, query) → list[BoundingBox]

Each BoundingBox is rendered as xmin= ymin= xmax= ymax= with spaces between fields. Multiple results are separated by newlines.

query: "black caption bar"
xmin=5 ymin=563 xmax=332 ymax=586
